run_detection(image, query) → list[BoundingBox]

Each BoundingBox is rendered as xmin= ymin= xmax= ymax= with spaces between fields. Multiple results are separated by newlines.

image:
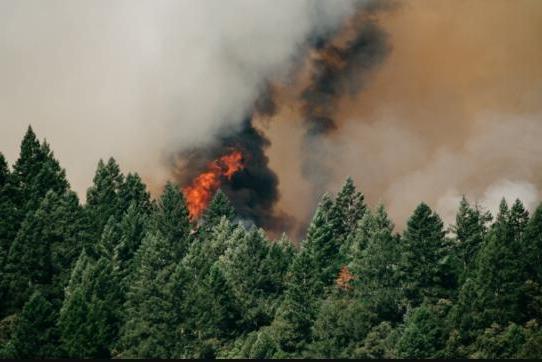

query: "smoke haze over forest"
xmin=1 ymin=0 xmax=541 ymax=234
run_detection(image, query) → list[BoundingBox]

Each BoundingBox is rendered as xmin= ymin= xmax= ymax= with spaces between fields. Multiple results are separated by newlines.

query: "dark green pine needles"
xmin=0 ymin=127 xmax=541 ymax=359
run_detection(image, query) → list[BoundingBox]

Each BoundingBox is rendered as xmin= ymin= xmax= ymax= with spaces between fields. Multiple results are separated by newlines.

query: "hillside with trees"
xmin=0 ymin=127 xmax=541 ymax=358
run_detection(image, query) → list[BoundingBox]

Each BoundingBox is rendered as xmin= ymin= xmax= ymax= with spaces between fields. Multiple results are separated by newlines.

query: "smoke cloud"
xmin=0 ymin=0 xmax=356 ymax=196
xmin=265 ymin=0 xmax=542 ymax=229
xmin=1 ymin=0 xmax=541 ymax=235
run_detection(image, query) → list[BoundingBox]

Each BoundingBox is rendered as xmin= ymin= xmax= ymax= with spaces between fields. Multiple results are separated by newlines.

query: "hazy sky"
xmin=0 ymin=0 xmax=354 ymax=195
xmin=1 ymin=0 xmax=541 ymax=229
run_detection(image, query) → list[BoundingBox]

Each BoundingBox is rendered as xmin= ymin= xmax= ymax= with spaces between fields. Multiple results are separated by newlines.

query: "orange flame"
xmin=183 ymin=150 xmax=244 ymax=220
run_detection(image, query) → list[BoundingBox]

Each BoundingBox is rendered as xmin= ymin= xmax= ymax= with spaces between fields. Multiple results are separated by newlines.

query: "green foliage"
xmin=399 ymin=203 xmax=457 ymax=306
xmin=303 ymin=193 xmax=341 ymax=286
xmin=464 ymin=199 xmax=529 ymax=331
xmin=350 ymin=205 xmax=404 ymax=322
xmin=12 ymin=127 xmax=69 ymax=214
xmin=118 ymin=231 xmax=179 ymax=358
xmin=397 ymin=301 xmax=452 ymax=358
xmin=58 ymin=255 xmax=121 ymax=358
xmin=353 ymin=322 xmax=398 ymax=358
xmin=0 ymin=153 xmax=18 ymax=255
xmin=452 ymin=196 xmax=491 ymax=280
xmin=269 ymin=249 xmax=321 ymax=355
xmin=201 ymin=189 xmax=236 ymax=229
xmin=3 ymin=190 xmax=84 ymax=312
xmin=469 ymin=322 xmax=526 ymax=359
xmin=86 ymin=158 xmax=124 ymax=237
xmin=2 ymin=128 xmax=542 ymax=359
xmin=331 ymin=177 xmax=367 ymax=246
xmin=218 ymin=228 xmax=291 ymax=331
xmin=9 ymin=291 xmax=59 ymax=358
xmin=309 ymin=293 xmax=376 ymax=358
xmin=117 ymin=173 xmax=151 ymax=216
xmin=153 ymin=182 xmax=191 ymax=258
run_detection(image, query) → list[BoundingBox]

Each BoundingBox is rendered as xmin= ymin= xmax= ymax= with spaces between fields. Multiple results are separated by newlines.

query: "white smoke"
xmin=0 ymin=0 xmax=356 ymax=196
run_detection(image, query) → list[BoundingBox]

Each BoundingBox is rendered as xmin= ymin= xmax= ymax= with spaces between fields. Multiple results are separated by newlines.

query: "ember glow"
xmin=183 ymin=150 xmax=244 ymax=219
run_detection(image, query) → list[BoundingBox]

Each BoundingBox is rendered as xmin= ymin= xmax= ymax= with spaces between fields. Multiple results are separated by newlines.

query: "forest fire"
xmin=183 ymin=150 xmax=244 ymax=219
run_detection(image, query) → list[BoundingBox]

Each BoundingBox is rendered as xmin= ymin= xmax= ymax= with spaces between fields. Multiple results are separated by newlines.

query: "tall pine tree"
xmin=398 ymin=203 xmax=455 ymax=307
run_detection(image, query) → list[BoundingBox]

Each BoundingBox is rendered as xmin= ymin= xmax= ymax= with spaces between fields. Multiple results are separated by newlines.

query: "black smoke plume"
xmin=174 ymin=117 xmax=293 ymax=234
xmin=300 ymin=17 xmax=391 ymax=198
xmin=175 ymin=3 xmax=393 ymax=236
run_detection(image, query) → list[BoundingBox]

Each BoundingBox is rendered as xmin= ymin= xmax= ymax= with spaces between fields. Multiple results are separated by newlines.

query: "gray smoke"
xmin=0 ymin=0 xmax=357 ymax=196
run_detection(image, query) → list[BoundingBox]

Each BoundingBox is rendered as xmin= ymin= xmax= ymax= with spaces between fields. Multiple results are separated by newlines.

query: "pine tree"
xmin=12 ymin=129 xmax=69 ymax=215
xmin=4 ymin=191 xmax=83 ymax=312
xmin=470 ymin=322 xmax=526 ymax=359
xmin=303 ymin=193 xmax=340 ymax=286
xmin=309 ymin=292 xmax=376 ymax=358
xmin=113 ymin=202 xmax=150 ymax=286
xmin=172 ymin=220 xmax=241 ymax=358
xmin=86 ymin=158 xmax=124 ymax=238
xmin=153 ymin=182 xmax=191 ymax=258
xmin=270 ymin=249 xmax=321 ymax=355
xmin=6 ymin=128 xmax=69 ymax=254
xmin=398 ymin=203 xmax=454 ymax=306
xmin=9 ymin=291 xmax=59 ymax=358
xmin=117 ymin=173 xmax=151 ymax=217
xmin=452 ymin=197 xmax=491 ymax=279
xmin=350 ymin=205 xmax=403 ymax=322
xmin=354 ymin=322 xmax=398 ymax=359
xmin=0 ymin=153 xmax=8 ymax=188
xmin=468 ymin=199 xmax=528 ymax=329
xmin=521 ymin=203 xmax=542 ymax=322
xmin=203 ymin=263 xmax=241 ymax=339
xmin=397 ymin=301 xmax=452 ymax=358
xmin=59 ymin=255 xmax=121 ymax=358
xmin=201 ymin=189 xmax=236 ymax=228
xmin=119 ymin=231 xmax=180 ymax=358
xmin=0 ymin=153 xmax=18 ymax=300
xmin=330 ymin=177 xmax=366 ymax=244
xmin=218 ymin=228 xmax=290 ymax=331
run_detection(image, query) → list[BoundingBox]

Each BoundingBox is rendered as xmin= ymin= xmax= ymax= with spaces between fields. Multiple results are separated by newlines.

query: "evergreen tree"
xmin=470 ymin=322 xmax=526 ymax=359
xmin=517 ymin=320 xmax=542 ymax=359
xmin=59 ymin=255 xmax=121 ymax=358
xmin=173 ymin=223 xmax=244 ymax=357
xmin=350 ymin=205 xmax=404 ymax=323
xmin=202 ymin=263 xmax=241 ymax=340
xmin=218 ymin=228 xmax=291 ymax=331
xmin=270 ymin=249 xmax=321 ymax=355
xmin=0 ymin=153 xmax=8 ymax=188
xmin=201 ymin=189 xmax=236 ymax=228
xmin=117 ymin=173 xmax=151 ymax=217
xmin=465 ymin=199 xmax=528 ymax=330
xmin=86 ymin=158 xmax=124 ymax=237
xmin=119 ymin=231 xmax=180 ymax=358
xmin=0 ymin=153 xmax=17 ymax=311
xmin=398 ymin=203 xmax=455 ymax=306
xmin=397 ymin=301 xmax=452 ymax=358
xmin=153 ymin=182 xmax=191 ymax=258
xmin=330 ymin=177 xmax=366 ymax=245
xmin=309 ymin=291 xmax=376 ymax=358
xmin=354 ymin=322 xmax=398 ymax=359
xmin=521 ymin=203 xmax=542 ymax=322
xmin=12 ymin=129 xmax=69 ymax=215
xmin=9 ymin=291 xmax=59 ymax=358
xmin=0 ymin=153 xmax=17 ymax=255
xmin=95 ymin=216 xmax=122 ymax=260
xmin=113 ymin=202 xmax=150 ymax=286
xmin=4 ymin=191 xmax=83 ymax=312
xmin=303 ymin=193 xmax=340 ymax=286
xmin=452 ymin=196 xmax=491 ymax=279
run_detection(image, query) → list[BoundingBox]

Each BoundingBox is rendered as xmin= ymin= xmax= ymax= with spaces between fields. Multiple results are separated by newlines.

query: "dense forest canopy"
xmin=0 ymin=127 xmax=541 ymax=358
